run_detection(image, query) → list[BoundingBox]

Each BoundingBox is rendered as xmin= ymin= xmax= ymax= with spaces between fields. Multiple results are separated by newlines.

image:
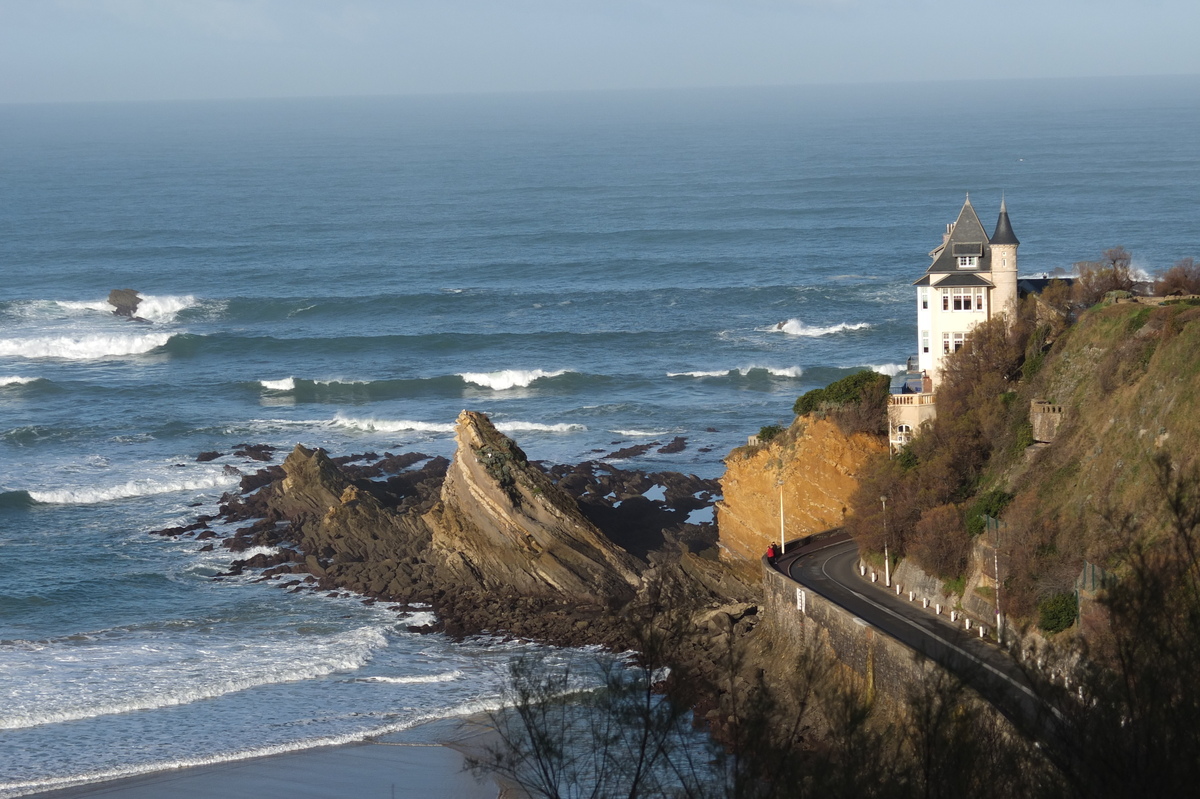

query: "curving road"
xmin=777 ymin=535 xmax=1048 ymax=731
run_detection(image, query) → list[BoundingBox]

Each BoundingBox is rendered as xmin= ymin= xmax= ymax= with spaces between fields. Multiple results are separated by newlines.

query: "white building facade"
xmin=888 ymin=196 xmax=1019 ymax=450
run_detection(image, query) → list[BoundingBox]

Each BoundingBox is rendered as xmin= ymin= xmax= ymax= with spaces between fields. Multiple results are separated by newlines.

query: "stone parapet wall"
xmin=762 ymin=560 xmax=933 ymax=707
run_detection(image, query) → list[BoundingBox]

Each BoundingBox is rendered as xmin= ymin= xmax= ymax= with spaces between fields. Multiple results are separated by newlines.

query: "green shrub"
xmin=793 ymin=370 xmax=889 ymax=417
xmin=895 ymin=445 xmax=918 ymax=471
xmin=757 ymin=424 xmax=783 ymax=443
xmin=1038 ymin=592 xmax=1078 ymax=633
xmin=943 ymin=575 xmax=966 ymax=596
xmin=965 ymin=489 xmax=1014 ymax=537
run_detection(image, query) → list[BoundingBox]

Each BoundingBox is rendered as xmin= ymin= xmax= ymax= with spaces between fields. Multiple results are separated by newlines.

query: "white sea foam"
xmin=52 ymin=294 xmax=198 ymax=323
xmin=494 ymin=421 xmax=585 ymax=433
xmin=458 ymin=369 xmax=567 ymax=390
xmin=863 ymin=363 xmax=906 ymax=376
xmin=610 ymin=429 xmax=668 ymax=437
xmin=333 ymin=415 xmax=456 ymax=434
xmin=0 ymin=376 xmax=39 ymax=386
xmin=314 ymin=378 xmax=368 ymax=386
xmin=27 ymin=472 xmax=237 ymax=505
xmin=234 ymin=546 xmax=282 ymax=560
xmin=260 ymin=378 xmax=296 ymax=391
xmin=0 ymin=626 xmax=388 ymax=733
xmin=0 ymin=693 xmax=509 ymax=798
xmin=771 ymin=319 xmax=872 ymax=337
xmin=400 ymin=611 xmax=437 ymax=627
xmin=52 ymin=299 xmax=112 ymax=314
xmin=0 ymin=333 xmax=172 ymax=360
xmin=357 ymin=669 xmax=463 ymax=685
xmin=667 ymin=369 xmax=729 ymax=378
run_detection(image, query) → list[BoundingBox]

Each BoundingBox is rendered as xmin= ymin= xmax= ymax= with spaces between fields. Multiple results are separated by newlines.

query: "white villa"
xmin=888 ymin=195 xmax=1020 ymax=450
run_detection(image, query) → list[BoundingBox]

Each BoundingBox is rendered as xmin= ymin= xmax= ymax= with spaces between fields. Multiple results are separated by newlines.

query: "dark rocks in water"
xmin=169 ymin=414 xmax=732 ymax=659
xmin=196 ymin=451 xmax=222 ymax=462
xmin=239 ymin=464 xmax=284 ymax=495
xmin=234 ymin=443 xmax=275 ymax=462
xmin=604 ymin=443 xmax=657 ymax=460
xmin=657 ymin=436 xmax=687 ymax=454
xmin=546 ymin=461 xmax=720 ymax=561
xmin=107 ymin=289 xmax=143 ymax=319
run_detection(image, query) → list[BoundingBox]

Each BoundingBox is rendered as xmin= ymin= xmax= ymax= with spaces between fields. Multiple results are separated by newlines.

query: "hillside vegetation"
xmin=848 ymin=295 xmax=1200 ymax=624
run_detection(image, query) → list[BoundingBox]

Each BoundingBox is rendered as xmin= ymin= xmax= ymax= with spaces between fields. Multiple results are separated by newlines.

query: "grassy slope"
xmin=1003 ymin=300 xmax=1200 ymax=565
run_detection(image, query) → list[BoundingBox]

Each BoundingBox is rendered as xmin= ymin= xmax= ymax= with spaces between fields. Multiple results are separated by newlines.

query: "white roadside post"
xmin=881 ymin=496 xmax=890 ymax=587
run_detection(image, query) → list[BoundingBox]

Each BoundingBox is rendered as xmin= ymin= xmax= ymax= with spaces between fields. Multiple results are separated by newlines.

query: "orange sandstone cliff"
xmin=716 ymin=417 xmax=886 ymax=563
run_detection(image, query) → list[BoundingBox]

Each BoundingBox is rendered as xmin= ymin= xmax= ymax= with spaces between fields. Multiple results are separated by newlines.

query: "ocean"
xmin=2 ymin=76 xmax=1199 ymax=795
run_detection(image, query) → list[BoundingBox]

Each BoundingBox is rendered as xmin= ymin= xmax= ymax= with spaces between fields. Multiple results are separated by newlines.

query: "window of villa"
xmin=950 ymin=287 xmax=985 ymax=311
xmin=958 ymin=256 xmax=977 ymax=269
xmin=921 ymin=330 xmax=930 ymax=354
xmin=942 ymin=332 xmax=951 ymax=354
xmin=942 ymin=291 xmax=949 ymax=311
xmin=953 ymin=332 xmax=966 ymax=352
xmin=920 ymin=287 xmax=929 ymax=310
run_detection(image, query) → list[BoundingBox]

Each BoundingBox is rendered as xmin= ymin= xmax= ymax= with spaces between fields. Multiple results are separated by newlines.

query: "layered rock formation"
xmin=427 ymin=411 xmax=642 ymax=602
xmin=716 ymin=417 xmax=886 ymax=562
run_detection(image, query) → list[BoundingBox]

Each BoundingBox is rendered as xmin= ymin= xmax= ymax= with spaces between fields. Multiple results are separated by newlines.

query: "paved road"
xmin=777 ymin=536 xmax=1047 ymax=731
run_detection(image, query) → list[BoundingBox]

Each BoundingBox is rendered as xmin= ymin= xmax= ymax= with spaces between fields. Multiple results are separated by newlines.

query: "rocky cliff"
xmin=716 ymin=417 xmax=886 ymax=563
xmin=426 ymin=411 xmax=642 ymax=602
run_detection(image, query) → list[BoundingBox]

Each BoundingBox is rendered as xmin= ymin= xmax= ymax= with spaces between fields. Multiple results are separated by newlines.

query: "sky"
xmin=1 ymin=0 xmax=1198 ymax=103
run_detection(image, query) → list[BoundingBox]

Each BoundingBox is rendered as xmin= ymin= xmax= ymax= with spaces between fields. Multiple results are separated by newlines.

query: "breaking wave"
xmin=0 ymin=626 xmax=388 ymax=732
xmin=26 ymin=472 xmax=237 ymax=505
xmin=863 ymin=363 xmax=906 ymax=376
xmin=458 ymin=369 xmax=568 ymax=390
xmin=53 ymin=294 xmax=199 ymax=323
xmin=332 ymin=416 xmax=456 ymax=434
xmin=260 ymin=378 xmax=296 ymax=391
xmin=494 ymin=421 xmax=585 ymax=433
xmin=770 ymin=319 xmax=872 ymax=337
xmin=0 ymin=333 xmax=173 ymax=360
xmin=356 ymin=670 xmax=463 ymax=685
xmin=0 ymin=376 xmax=40 ymax=387
xmin=331 ymin=415 xmax=585 ymax=436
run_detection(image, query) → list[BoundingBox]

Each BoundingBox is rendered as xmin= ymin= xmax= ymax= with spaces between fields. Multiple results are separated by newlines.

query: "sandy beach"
xmin=23 ymin=719 xmax=499 ymax=799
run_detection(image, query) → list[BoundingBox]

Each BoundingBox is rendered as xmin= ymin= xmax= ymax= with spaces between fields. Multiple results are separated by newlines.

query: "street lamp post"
xmin=993 ymin=519 xmax=1003 ymax=642
xmin=777 ymin=478 xmax=786 ymax=555
xmin=881 ymin=496 xmax=890 ymax=588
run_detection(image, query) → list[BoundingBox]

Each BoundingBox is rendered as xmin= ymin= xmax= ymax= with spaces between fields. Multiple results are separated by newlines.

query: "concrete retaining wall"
xmin=763 ymin=559 xmax=935 ymax=706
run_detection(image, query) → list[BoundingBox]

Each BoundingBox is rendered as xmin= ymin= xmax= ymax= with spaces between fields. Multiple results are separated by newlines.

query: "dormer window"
xmin=952 ymin=242 xmax=983 ymax=269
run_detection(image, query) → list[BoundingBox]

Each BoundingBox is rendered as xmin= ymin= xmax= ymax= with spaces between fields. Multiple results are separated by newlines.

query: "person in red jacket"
xmin=766 ymin=542 xmax=777 ymax=566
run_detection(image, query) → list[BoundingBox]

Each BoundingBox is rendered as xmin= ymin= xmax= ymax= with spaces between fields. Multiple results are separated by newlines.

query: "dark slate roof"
xmin=931 ymin=273 xmax=995 ymax=288
xmin=990 ymin=197 xmax=1020 ymax=245
xmin=927 ymin=196 xmax=993 ymax=274
xmin=912 ymin=275 xmax=932 ymax=286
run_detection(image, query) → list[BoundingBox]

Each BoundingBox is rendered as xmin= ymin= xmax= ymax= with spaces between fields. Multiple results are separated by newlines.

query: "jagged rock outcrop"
xmin=261 ymin=444 xmax=436 ymax=602
xmin=716 ymin=417 xmax=886 ymax=563
xmin=107 ymin=289 xmax=142 ymax=319
xmin=427 ymin=411 xmax=643 ymax=601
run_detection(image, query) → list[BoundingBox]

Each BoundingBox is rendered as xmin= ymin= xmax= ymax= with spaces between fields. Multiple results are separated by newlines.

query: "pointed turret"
xmin=989 ymin=197 xmax=1019 ymax=321
xmin=990 ymin=197 xmax=1020 ymax=245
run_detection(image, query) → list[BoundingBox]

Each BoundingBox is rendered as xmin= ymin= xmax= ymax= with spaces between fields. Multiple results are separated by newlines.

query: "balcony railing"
xmin=888 ymin=393 xmax=936 ymax=406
